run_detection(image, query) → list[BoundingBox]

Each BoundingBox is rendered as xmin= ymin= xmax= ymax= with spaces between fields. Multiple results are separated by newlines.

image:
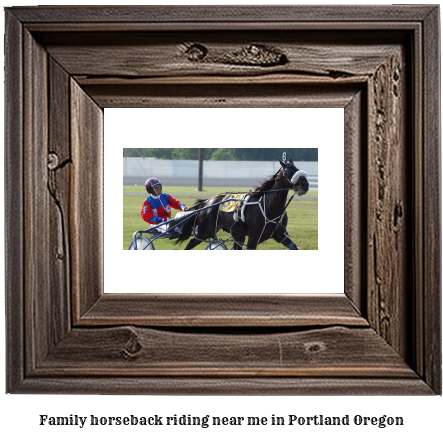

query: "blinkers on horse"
xmin=280 ymin=158 xmax=309 ymax=197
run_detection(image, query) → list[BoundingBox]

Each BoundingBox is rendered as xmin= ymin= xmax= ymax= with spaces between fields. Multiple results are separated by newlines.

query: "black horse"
xmin=175 ymin=157 xmax=309 ymax=250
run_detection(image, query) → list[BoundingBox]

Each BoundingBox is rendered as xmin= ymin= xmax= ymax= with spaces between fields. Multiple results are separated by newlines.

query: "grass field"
xmin=123 ymin=187 xmax=318 ymax=250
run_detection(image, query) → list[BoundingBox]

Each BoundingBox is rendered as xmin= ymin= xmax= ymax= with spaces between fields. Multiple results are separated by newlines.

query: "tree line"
xmin=124 ymin=148 xmax=318 ymax=161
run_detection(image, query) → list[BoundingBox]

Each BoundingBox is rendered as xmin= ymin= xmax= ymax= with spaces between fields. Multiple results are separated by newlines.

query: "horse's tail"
xmin=174 ymin=215 xmax=196 ymax=244
xmin=175 ymin=198 xmax=210 ymax=245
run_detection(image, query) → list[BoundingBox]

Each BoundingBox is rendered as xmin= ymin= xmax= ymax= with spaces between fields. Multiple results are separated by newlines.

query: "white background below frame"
xmin=104 ymin=108 xmax=344 ymax=294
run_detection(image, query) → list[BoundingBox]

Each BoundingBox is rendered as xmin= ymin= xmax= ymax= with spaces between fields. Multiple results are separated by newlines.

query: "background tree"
xmin=124 ymin=148 xmax=318 ymax=161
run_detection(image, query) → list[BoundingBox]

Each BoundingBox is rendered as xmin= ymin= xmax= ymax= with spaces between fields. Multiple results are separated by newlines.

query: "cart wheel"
xmin=127 ymin=235 xmax=155 ymax=250
xmin=204 ymin=241 xmax=228 ymax=250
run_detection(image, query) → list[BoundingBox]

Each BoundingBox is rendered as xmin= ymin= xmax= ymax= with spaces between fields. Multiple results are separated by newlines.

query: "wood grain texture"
xmin=12 ymin=377 xmax=434 ymax=396
xmin=17 ymin=376 xmax=434 ymax=396
xmin=79 ymin=294 xmax=367 ymax=327
xmin=70 ymin=81 xmax=104 ymax=320
xmin=411 ymin=19 xmax=425 ymax=382
xmin=43 ymin=35 xmax=398 ymax=80
xmin=344 ymin=90 xmax=366 ymax=313
xmin=83 ymin=83 xmax=361 ymax=109
xmin=422 ymin=6 xmax=441 ymax=394
xmin=8 ymin=5 xmax=437 ymax=24
xmin=366 ymin=51 xmax=409 ymax=356
xmin=4 ymin=10 xmax=25 ymax=393
xmin=4 ymin=5 xmax=441 ymax=395
xmin=48 ymin=58 xmax=72 ymax=345
xmin=37 ymin=326 xmax=415 ymax=378
xmin=23 ymin=29 xmax=50 ymax=372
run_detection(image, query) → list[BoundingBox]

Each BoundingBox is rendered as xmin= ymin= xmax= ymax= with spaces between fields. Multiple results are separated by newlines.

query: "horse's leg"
xmin=230 ymin=221 xmax=246 ymax=250
xmin=184 ymin=222 xmax=221 ymax=250
xmin=282 ymin=240 xmax=298 ymax=250
xmin=233 ymin=235 xmax=245 ymax=250
xmin=273 ymin=225 xmax=298 ymax=250
xmin=184 ymin=238 xmax=202 ymax=250
xmin=182 ymin=203 xmax=222 ymax=250
xmin=245 ymin=235 xmax=259 ymax=250
xmin=183 ymin=224 xmax=215 ymax=249
xmin=243 ymin=219 xmax=264 ymax=250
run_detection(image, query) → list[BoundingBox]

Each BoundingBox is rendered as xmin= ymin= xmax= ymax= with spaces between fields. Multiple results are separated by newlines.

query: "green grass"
xmin=124 ymin=189 xmax=318 ymax=250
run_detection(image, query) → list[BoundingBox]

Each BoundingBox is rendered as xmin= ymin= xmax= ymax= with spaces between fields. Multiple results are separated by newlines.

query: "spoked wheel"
xmin=204 ymin=241 xmax=228 ymax=250
xmin=127 ymin=235 xmax=155 ymax=250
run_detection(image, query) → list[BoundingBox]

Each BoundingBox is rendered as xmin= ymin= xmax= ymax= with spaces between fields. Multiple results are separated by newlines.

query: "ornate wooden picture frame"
xmin=5 ymin=6 xmax=441 ymax=394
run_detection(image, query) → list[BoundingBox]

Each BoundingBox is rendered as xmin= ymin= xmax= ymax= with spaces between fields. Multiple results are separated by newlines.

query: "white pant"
xmin=150 ymin=223 xmax=169 ymax=233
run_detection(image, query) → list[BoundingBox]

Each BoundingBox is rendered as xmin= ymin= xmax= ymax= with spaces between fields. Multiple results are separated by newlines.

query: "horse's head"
xmin=279 ymin=158 xmax=309 ymax=196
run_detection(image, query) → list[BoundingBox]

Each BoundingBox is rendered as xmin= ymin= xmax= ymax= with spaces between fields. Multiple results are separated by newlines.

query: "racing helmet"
xmin=145 ymin=177 xmax=162 ymax=194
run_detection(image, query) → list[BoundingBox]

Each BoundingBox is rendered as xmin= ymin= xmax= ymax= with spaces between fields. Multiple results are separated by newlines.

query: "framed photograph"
xmin=115 ymin=109 xmax=324 ymax=253
xmin=5 ymin=5 xmax=440 ymax=394
xmin=111 ymin=109 xmax=336 ymax=295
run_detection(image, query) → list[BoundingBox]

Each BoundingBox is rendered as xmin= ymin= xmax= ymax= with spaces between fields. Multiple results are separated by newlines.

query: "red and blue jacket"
xmin=141 ymin=193 xmax=186 ymax=225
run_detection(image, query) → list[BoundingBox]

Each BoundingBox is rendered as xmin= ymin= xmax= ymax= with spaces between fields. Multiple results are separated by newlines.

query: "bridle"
xmin=282 ymin=165 xmax=308 ymax=192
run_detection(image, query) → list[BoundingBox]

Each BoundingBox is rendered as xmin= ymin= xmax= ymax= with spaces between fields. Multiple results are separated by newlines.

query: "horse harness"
xmin=231 ymin=167 xmax=307 ymax=244
xmin=236 ymin=192 xmax=294 ymax=245
xmin=189 ymin=166 xmax=307 ymax=248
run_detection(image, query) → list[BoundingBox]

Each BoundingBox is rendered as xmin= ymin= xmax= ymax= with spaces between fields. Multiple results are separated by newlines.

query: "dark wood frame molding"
xmin=5 ymin=6 xmax=441 ymax=394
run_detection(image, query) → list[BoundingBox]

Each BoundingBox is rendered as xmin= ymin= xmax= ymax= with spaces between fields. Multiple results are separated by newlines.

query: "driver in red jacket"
xmin=141 ymin=178 xmax=187 ymax=232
